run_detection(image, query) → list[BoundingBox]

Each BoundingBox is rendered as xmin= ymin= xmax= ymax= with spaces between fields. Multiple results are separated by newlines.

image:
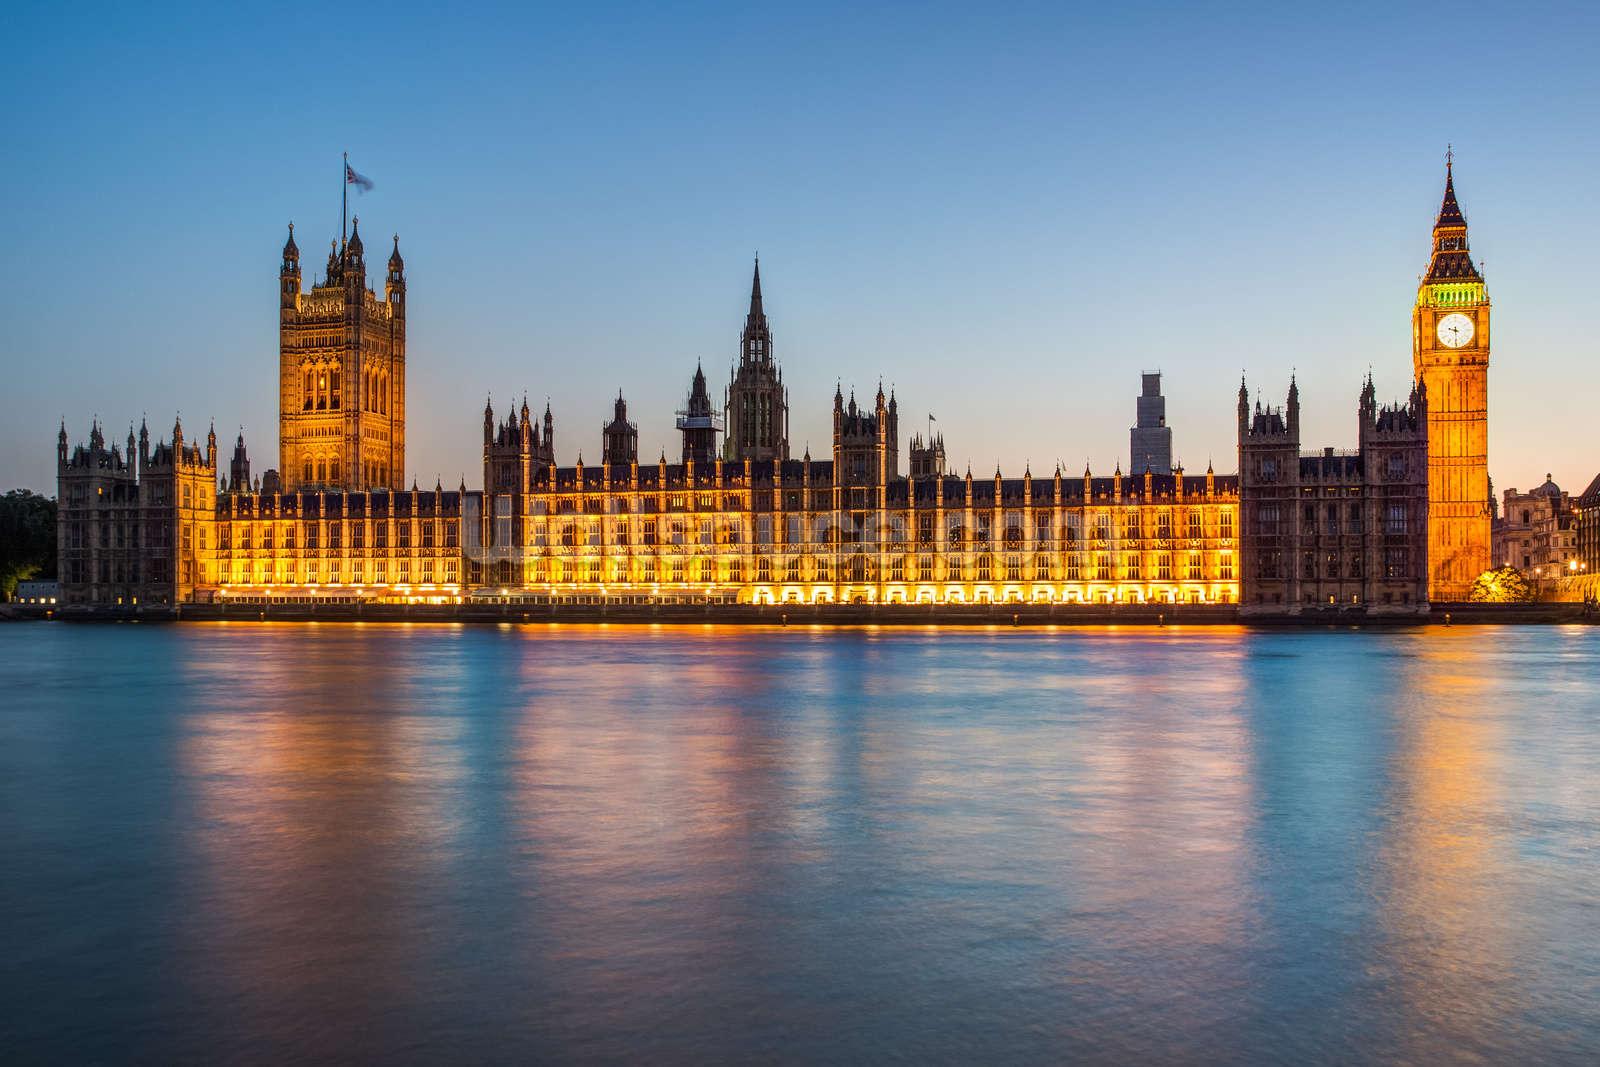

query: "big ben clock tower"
xmin=1413 ymin=151 xmax=1490 ymax=601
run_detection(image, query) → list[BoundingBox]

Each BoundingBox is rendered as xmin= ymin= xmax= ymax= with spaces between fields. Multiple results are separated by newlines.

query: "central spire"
xmin=739 ymin=257 xmax=772 ymax=367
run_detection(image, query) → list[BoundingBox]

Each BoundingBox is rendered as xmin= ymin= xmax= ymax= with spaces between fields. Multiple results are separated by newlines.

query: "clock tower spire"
xmin=1413 ymin=150 xmax=1491 ymax=601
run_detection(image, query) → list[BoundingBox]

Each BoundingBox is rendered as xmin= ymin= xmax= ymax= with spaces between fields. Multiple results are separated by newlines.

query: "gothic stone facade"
xmin=1237 ymin=376 xmax=1429 ymax=616
xmin=278 ymin=219 xmax=407 ymax=493
xmin=55 ymin=418 xmax=216 ymax=605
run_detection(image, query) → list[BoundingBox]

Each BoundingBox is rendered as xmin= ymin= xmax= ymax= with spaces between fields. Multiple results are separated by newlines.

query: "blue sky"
xmin=4 ymin=2 xmax=1596 ymax=497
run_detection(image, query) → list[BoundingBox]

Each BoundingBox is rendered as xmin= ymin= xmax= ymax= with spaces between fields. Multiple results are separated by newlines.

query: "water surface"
xmin=2 ymin=623 xmax=1598 ymax=1063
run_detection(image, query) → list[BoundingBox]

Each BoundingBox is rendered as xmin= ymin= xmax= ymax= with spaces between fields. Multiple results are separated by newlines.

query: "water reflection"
xmin=2 ymin=623 xmax=1597 ymax=1062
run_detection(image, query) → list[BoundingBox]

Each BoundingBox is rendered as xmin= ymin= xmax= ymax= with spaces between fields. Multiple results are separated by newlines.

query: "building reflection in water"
xmin=1374 ymin=629 xmax=1554 ymax=1062
xmin=150 ymin=622 xmax=1600 ymax=1062
xmin=175 ymin=623 xmax=478 ymax=1061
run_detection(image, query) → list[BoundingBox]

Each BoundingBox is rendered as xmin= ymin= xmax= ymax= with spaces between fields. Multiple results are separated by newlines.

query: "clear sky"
xmin=4 ymin=2 xmax=1596 ymax=498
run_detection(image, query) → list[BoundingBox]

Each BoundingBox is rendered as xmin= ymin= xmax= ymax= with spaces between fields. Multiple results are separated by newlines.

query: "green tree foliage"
xmin=0 ymin=489 xmax=57 ymax=600
xmin=1468 ymin=565 xmax=1534 ymax=603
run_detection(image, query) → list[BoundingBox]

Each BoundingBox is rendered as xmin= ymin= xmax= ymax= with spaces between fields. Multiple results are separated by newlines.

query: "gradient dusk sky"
xmin=4 ymin=2 xmax=1596 ymax=497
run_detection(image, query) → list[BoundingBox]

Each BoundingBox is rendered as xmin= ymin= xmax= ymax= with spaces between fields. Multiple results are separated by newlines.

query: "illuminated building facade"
xmin=278 ymin=219 xmax=407 ymax=493
xmin=1413 ymin=157 xmax=1491 ymax=600
xmin=56 ymin=166 xmax=1496 ymax=613
xmin=470 ymin=381 xmax=1241 ymax=607
xmin=1237 ymin=374 xmax=1430 ymax=616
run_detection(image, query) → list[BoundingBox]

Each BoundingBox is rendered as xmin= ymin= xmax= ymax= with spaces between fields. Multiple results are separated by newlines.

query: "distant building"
xmin=1130 ymin=372 xmax=1173 ymax=475
xmin=1237 ymin=375 xmax=1430 ymax=616
xmin=14 ymin=580 xmax=59 ymax=605
xmin=1492 ymin=476 xmax=1578 ymax=581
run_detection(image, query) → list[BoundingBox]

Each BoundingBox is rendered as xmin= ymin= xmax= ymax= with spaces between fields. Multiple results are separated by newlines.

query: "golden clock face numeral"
xmin=1436 ymin=312 xmax=1474 ymax=349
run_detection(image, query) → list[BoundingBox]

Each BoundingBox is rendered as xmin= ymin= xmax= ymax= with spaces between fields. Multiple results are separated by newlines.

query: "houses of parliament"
xmin=56 ymin=163 xmax=1491 ymax=615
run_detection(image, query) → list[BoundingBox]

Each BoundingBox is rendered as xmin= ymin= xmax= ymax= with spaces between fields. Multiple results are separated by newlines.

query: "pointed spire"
xmin=1424 ymin=149 xmax=1480 ymax=282
xmin=1435 ymin=146 xmax=1466 ymax=230
xmin=283 ymin=221 xmax=298 ymax=260
xmin=749 ymin=257 xmax=763 ymax=319
xmin=388 ymin=233 xmax=403 ymax=272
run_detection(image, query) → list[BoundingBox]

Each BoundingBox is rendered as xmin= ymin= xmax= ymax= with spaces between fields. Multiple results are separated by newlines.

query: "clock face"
xmin=1437 ymin=312 xmax=1475 ymax=349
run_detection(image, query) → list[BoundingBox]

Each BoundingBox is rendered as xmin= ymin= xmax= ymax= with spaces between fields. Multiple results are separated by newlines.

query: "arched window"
xmin=329 ymin=459 xmax=340 ymax=482
xmin=303 ymin=371 xmax=314 ymax=410
xmin=316 ymin=460 xmax=327 ymax=482
xmin=303 ymin=460 xmax=313 ymax=482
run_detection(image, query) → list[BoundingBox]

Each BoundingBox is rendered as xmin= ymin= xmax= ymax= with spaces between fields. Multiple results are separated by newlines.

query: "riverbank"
xmin=4 ymin=601 xmax=1593 ymax=625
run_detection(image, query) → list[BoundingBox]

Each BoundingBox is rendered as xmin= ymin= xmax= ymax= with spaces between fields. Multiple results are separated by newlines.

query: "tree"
xmin=1468 ymin=565 xmax=1534 ymax=604
xmin=0 ymin=490 xmax=57 ymax=601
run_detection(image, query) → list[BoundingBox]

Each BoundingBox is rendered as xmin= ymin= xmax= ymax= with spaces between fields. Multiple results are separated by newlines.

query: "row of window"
xmin=1253 ymin=548 xmax=1414 ymax=580
xmin=464 ymin=552 xmax=1235 ymax=586
xmin=226 ymin=558 xmax=460 ymax=586
xmin=219 ymin=520 xmax=459 ymax=551
xmin=1252 ymin=504 xmax=1411 ymax=536
xmin=492 ymin=511 xmax=1238 ymax=548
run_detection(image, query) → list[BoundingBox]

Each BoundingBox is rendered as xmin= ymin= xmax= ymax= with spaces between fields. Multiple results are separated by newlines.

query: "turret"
xmin=603 ymin=390 xmax=638 ymax=465
xmin=1236 ymin=376 xmax=1250 ymax=441
xmin=543 ymin=401 xmax=554 ymax=458
xmin=281 ymin=222 xmax=301 ymax=309
xmin=483 ymin=396 xmax=494 ymax=445
xmin=139 ymin=418 xmax=150 ymax=466
xmin=57 ymin=420 xmax=68 ymax=467
xmin=1286 ymin=375 xmax=1300 ymax=437
xmin=206 ymin=421 xmax=217 ymax=468
xmin=230 ymin=432 xmax=251 ymax=491
xmin=678 ymin=363 xmax=720 ymax=465
xmin=386 ymin=234 xmax=405 ymax=307
xmin=345 ymin=216 xmax=365 ymax=280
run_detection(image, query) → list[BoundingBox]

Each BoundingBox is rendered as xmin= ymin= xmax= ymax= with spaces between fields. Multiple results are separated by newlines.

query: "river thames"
xmin=2 ymin=622 xmax=1597 ymax=1063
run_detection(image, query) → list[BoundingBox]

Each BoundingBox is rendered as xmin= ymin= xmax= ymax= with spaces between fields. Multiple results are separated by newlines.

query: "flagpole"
xmin=341 ymin=151 xmax=348 ymax=252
